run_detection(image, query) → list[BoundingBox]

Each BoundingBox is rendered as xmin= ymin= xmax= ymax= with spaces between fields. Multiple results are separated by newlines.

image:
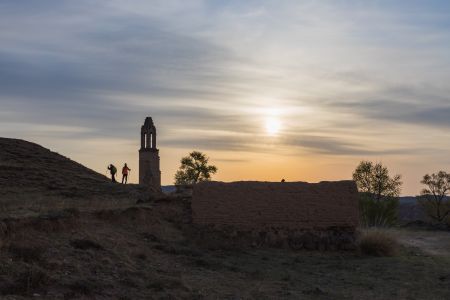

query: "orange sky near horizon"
xmin=14 ymin=130 xmax=443 ymax=197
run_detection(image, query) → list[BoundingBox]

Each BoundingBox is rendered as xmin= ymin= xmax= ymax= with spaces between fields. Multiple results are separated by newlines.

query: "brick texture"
xmin=192 ymin=181 xmax=360 ymax=231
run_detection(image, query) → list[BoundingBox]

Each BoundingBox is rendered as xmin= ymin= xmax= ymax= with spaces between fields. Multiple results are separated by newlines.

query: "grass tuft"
xmin=358 ymin=229 xmax=399 ymax=257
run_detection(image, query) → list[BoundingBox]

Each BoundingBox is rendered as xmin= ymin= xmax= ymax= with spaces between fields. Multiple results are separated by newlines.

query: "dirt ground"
xmin=393 ymin=228 xmax=450 ymax=257
xmin=1 ymin=199 xmax=449 ymax=300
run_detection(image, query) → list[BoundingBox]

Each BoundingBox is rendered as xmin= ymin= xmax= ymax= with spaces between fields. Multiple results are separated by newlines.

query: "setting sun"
xmin=265 ymin=117 xmax=281 ymax=136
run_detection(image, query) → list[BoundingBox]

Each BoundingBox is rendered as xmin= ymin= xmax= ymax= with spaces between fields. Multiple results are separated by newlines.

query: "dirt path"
xmin=394 ymin=229 xmax=450 ymax=256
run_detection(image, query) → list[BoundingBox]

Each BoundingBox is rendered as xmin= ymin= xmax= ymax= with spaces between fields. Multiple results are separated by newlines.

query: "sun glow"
xmin=265 ymin=117 xmax=281 ymax=135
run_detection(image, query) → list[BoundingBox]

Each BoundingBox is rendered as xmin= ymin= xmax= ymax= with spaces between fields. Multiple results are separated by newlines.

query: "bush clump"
xmin=358 ymin=229 xmax=399 ymax=256
xmin=359 ymin=194 xmax=399 ymax=227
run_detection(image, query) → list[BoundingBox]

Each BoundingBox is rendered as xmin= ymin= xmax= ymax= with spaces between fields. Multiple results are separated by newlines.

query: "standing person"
xmin=107 ymin=164 xmax=117 ymax=183
xmin=122 ymin=163 xmax=131 ymax=184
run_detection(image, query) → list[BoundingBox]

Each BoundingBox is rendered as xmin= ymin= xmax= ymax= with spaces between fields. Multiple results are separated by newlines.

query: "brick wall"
xmin=192 ymin=181 xmax=360 ymax=231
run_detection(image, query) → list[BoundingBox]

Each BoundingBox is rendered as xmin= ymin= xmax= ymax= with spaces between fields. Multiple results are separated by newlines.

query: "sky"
xmin=1 ymin=0 xmax=450 ymax=195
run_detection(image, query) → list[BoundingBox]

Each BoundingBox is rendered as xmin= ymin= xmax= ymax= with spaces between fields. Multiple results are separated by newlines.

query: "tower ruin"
xmin=139 ymin=117 xmax=161 ymax=191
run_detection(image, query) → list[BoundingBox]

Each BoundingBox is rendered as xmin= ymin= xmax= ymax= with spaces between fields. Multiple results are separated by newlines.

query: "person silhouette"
xmin=122 ymin=163 xmax=131 ymax=184
xmin=107 ymin=164 xmax=117 ymax=183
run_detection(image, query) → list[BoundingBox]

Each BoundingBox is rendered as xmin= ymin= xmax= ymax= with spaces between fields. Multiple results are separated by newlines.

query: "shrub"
xmin=358 ymin=229 xmax=399 ymax=256
xmin=359 ymin=193 xmax=399 ymax=227
xmin=418 ymin=198 xmax=450 ymax=225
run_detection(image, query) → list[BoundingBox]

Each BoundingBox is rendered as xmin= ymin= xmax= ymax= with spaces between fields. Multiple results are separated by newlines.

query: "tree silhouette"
xmin=352 ymin=161 xmax=402 ymax=227
xmin=353 ymin=161 xmax=402 ymax=201
xmin=174 ymin=151 xmax=217 ymax=185
xmin=418 ymin=171 xmax=450 ymax=224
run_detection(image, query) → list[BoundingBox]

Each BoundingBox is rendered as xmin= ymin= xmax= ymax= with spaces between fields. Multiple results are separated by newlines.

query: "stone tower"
xmin=139 ymin=117 xmax=161 ymax=191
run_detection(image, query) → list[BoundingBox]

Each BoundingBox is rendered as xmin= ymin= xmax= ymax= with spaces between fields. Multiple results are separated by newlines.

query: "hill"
xmin=0 ymin=138 xmax=151 ymax=217
xmin=398 ymin=196 xmax=426 ymax=222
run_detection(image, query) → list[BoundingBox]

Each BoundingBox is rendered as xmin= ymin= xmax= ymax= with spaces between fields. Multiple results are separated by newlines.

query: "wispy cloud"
xmin=0 ymin=0 xmax=449 ymax=194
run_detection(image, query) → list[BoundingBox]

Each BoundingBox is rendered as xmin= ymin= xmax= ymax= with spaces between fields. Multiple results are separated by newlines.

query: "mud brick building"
xmin=192 ymin=180 xmax=360 ymax=250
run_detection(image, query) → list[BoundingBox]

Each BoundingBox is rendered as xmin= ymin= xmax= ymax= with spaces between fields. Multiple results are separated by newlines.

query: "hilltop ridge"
xmin=0 ymin=138 xmax=107 ymax=188
xmin=0 ymin=138 xmax=152 ymax=217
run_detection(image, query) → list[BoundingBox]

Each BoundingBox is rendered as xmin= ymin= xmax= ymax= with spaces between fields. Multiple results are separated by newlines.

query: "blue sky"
xmin=1 ymin=0 xmax=449 ymax=194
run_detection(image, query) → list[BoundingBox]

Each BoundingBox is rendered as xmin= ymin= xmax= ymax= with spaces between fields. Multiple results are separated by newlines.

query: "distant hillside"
xmin=398 ymin=196 xmax=425 ymax=222
xmin=162 ymin=185 xmax=177 ymax=194
xmin=0 ymin=138 xmax=152 ymax=216
xmin=399 ymin=196 xmax=418 ymax=204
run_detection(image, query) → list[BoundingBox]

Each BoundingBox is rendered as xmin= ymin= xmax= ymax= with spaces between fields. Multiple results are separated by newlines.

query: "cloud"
xmin=322 ymin=87 xmax=450 ymax=129
xmin=0 ymin=20 xmax=235 ymax=101
xmin=284 ymin=134 xmax=435 ymax=156
xmin=0 ymin=2 xmax=247 ymax=143
xmin=161 ymin=131 xmax=429 ymax=157
xmin=161 ymin=135 xmax=257 ymax=152
xmin=1 ymin=1 xmax=450 ymax=162
xmin=411 ymin=107 xmax=450 ymax=128
xmin=214 ymin=158 xmax=250 ymax=163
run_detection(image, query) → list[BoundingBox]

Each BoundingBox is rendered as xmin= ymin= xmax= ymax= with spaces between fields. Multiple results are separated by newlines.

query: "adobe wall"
xmin=192 ymin=181 xmax=360 ymax=231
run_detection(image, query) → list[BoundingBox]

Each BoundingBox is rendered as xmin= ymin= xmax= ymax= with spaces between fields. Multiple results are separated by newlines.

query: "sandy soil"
xmin=394 ymin=229 xmax=450 ymax=256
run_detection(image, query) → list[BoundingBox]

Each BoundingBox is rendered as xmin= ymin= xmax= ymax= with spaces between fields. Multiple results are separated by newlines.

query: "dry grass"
xmin=1 ymin=202 xmax=450 ymax=299
xmin=358 ymin=228 xmax=399 ymax=256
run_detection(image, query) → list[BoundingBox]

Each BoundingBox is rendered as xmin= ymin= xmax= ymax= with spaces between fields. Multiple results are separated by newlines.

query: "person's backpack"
xmin=110 ymin=165 xmax=117 ymax=174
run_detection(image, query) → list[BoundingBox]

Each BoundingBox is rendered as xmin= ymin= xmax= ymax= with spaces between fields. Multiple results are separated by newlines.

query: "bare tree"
xmin=418 ymin=171 xmax=450 ymax=224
